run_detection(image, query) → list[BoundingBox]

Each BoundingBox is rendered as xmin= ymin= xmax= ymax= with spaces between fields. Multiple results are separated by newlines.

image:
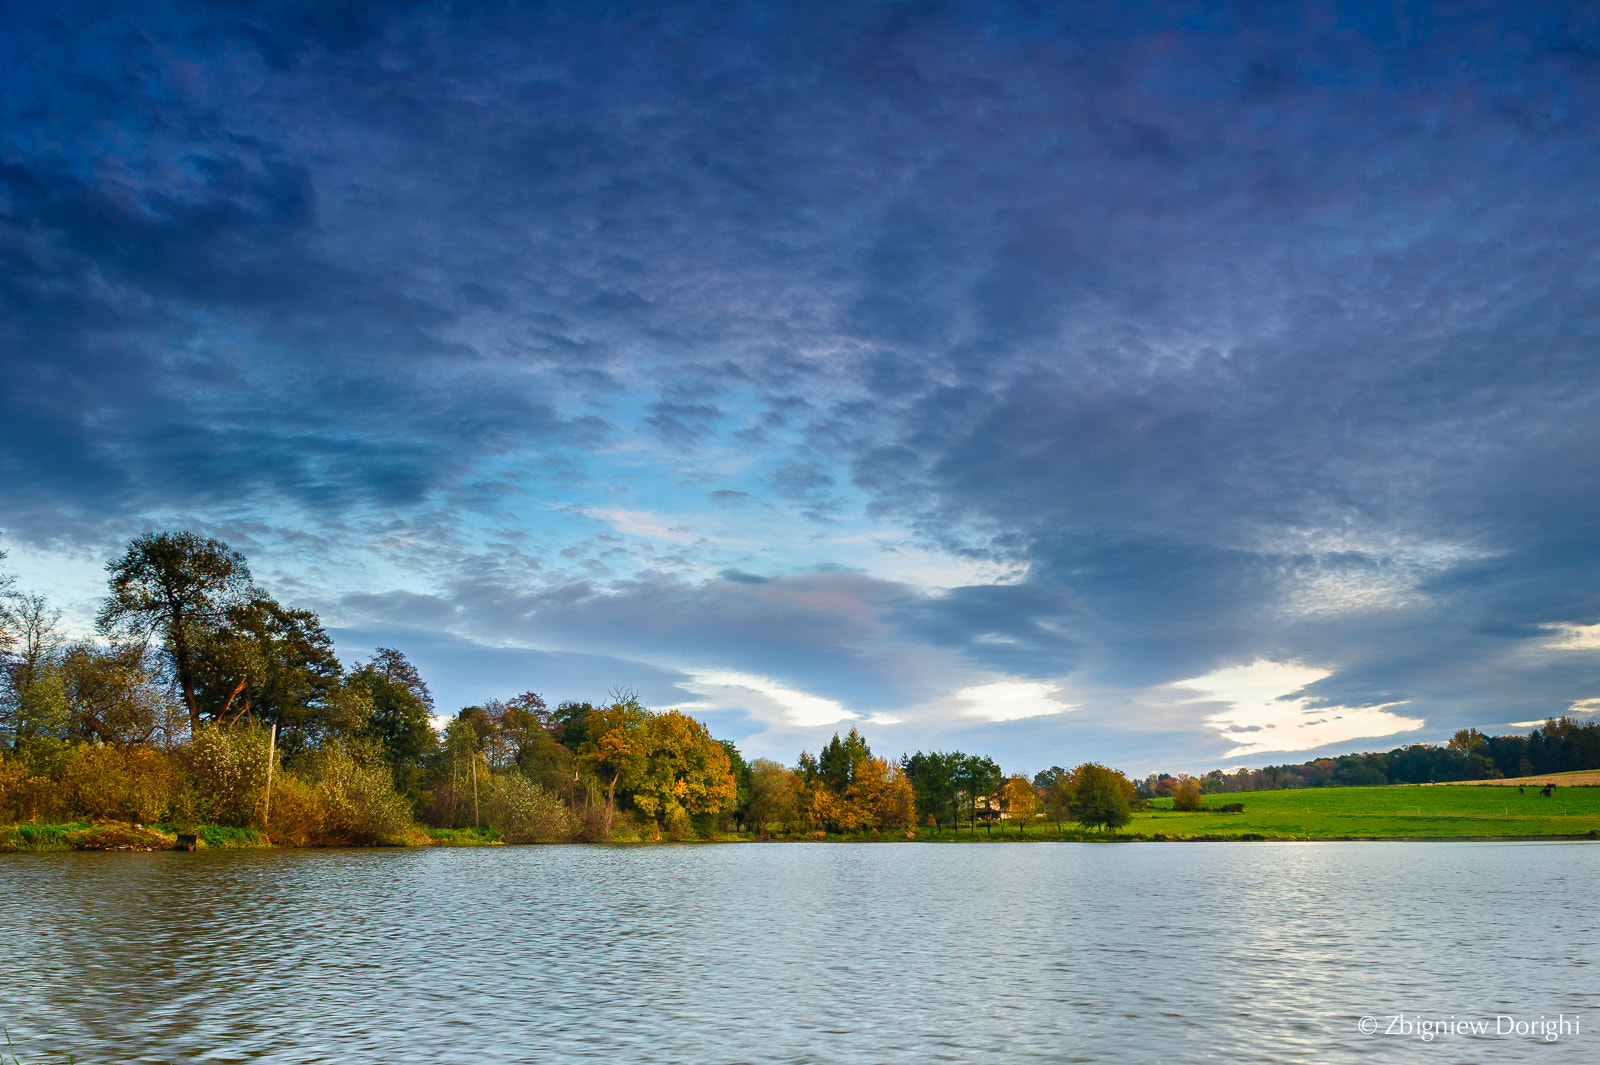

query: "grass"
xmin=0 ymin=823 xmax=89 ymax=852
xmin=425 ymin=826 xmax=503 ymax=846
xmin=1464 ymin=768 xmax=1600 ymax=787
xmin=1132 ymin=784 xmax=1600 ymax=839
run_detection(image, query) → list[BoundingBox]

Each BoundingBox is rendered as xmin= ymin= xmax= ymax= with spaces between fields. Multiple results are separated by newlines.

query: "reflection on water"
xmin=1 ymin=842 xmax=1596 ymax=1063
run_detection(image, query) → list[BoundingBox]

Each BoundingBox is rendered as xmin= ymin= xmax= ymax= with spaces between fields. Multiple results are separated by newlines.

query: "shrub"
xmin=1171 ymin=779 xmax=1203 ymax=811
xmin=56 ymin=744 xmax=181 ymax=824
xmin=263 ymin=771 xmax=323 ymax=847
xmin=296 ymin=744 xmax=414 ymax=845
xmin=484 ymin=773 xmax=571 ymax=843
xmin=185 ymin=726 xmax=272 ymax=827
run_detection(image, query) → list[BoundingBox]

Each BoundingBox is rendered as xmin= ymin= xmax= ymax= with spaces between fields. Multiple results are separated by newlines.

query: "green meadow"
xmin=1131 ymin=784 xmax=1600 ymax=840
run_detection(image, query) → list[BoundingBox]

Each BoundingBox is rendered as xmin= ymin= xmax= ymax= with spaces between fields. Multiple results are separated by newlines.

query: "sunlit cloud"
xmin=1178 ymin=660 xmax=1425 ymax=759
xmin=1541 ymin=624 xmax=1600 ymax=651
xmin=956 ymin=681 xmax=1074 ymax=722
xmin=684 ymin=670 xmax=857 ymax=728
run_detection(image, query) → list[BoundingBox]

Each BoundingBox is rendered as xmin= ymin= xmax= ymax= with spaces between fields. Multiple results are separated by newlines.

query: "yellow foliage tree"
xmin=1002 ymin=773 xmax=1037 ymax=836
xmin=574 ymin=697 xmax=648 ymax=837
xmin=628 ymin=710 xmax=736 ymax=837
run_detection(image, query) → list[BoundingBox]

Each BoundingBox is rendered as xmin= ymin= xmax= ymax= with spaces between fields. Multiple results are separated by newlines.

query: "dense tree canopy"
xmin=98 ymin=531 xmax=255 ymax=731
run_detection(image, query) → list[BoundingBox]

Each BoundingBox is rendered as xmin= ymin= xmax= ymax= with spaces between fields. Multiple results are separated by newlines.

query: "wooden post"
xmin=262 ymin=723 xmax=277 ymax=840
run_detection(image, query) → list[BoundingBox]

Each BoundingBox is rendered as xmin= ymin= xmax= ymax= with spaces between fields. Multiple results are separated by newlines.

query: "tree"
xmin=573 ymin=693 xmax=648 ymax=837
xmin=1044 ymin=773 xmax=1073 ymax=833
xmin=1073 ymin=763 xmax=1131 ymax=833
xmin=720 ymin=739 xmax=751 ymax=831
xmin=58 ymin=642 xmax=178 ymax=748
xmin=1003 ymin=773 xmax=1037 ymax=837
xmin=1171 ymin=776 xmax=1203 ymax=811
xmin=630 ymin=710 xmax=737 ymax=837
xmin=98 ymin=531 xmax=254 ymax=732
xmin=862 ymin=757 xmax=916 ymax=832
xmin=746 ymin=758 xmax=800 ymax=837
xmin=193 ymin=597 xmax=347 ymax=750
xmin=0 ymin=591 xmax=68 ymax=750
xmin=958 ymin=753 xmax=1002 ymax=834
xmin=904 ymin=750 xmax=961 ymax=830
xmin=350 ymin=648 xmax=437 ymax=802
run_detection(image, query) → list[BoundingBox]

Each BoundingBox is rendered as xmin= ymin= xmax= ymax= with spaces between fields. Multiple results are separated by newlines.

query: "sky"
xmin=4 ymin=1 xmax=1600 ymax=776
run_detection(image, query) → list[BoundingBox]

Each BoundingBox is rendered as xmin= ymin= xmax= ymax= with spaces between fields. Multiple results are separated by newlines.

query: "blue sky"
xmin=5 ymin=1 xmax=1600 ymax=774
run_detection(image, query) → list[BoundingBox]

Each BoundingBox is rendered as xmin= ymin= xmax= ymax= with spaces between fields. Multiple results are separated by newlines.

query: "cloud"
xmin=6 ymin=1 xmax=1600 ymax=774
xmin=956 ymin=681 xmax=1074 ymax=722
xmin=1178 ymin=660 xmax=1426 ymax=759
xmin=683 ymin=670 xmax=857 ymax=728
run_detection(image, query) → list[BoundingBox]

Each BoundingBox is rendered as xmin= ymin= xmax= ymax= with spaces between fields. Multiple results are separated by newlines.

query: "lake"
xmin=1 ymin=841 xmax=1595 ymax=1063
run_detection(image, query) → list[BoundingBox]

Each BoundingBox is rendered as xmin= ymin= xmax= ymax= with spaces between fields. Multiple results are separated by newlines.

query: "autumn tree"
xmin=98 ymin=531 xmax=255 ymax=732
xmin=860 ymin=757 xmax=916 ymax=832
xmin=1170 ymin=776 xmax=1203 ymax=811
xmin=1002 ymin=773 xmax=1037 ymax=837
xmin=629 ymin=710 xmax=737 ymax=837
xmin=574 ymin=693 xmax=648 ymax=837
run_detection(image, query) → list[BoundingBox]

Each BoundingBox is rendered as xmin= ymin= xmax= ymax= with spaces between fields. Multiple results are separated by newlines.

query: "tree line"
xmin=1140 ymin=720 xmax=1600 ymax=798
xmin=0 ymin=532 xmax=1143 ymax=844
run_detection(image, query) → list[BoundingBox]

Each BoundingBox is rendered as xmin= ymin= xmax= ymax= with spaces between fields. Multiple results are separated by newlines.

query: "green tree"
xmin=746 ymin=758 xmax=800 ymax=837
xmin=58 ymin=642 xmax=178 ymax=748
xmin=904 ymin=750 xmax=962 ymax=830
xmin=98 ymin=531 xmax=254 ymax=732
xmin=719 ymin=738 xmax=751 ymax=831
xmin=1073 ymin=763 xmax=1131 ymax=833
xmin=958 ymin=753 xmax=1002 ymax=834
xmin=193 ymin=597 xmax=348 ymax=752
xmin=350 ymin=648 xmax=437 ymax=803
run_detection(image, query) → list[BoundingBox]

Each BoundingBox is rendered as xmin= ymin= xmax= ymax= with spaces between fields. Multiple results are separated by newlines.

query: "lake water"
xmin=1 ymin=841 xmax=1596 ymax=1063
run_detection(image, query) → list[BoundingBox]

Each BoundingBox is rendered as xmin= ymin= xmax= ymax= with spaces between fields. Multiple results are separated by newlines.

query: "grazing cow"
xmin=1540 ymin=785 xmax=1554 ymax=797
xmin=1518 ymin=786 xmax=1525 ymax=794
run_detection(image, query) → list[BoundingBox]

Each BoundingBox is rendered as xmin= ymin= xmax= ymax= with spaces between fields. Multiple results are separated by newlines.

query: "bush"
xmin=185 ymin=726 xmax=272 ymax=827
xmin=484 ymin=773 xmax=571 ymax=843
xmin=56 ymin=744 xmax=181 ymax=824
xmin=263 ymin=771 xmax=323 ymax=847
xmin=296 ymin=744 xmax=414 ymax=845
xmin=1171 ymin=779 xmax=1203 ymax=811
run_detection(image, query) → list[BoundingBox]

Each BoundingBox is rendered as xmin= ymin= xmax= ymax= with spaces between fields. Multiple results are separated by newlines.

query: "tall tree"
xmin=98 ymin=531 xmax=254 ymax=732
xmin=746 ymin=759 xmax=800 ymax=838
xmin=958 ymin=754 xmax=1002 ymax=834
xmin=573 ymin=694 xmax=648 ymax=837
xmin=350 ymin=648 xmax=437 ymax=801
xmin=193 ymin=597 xmax=346 ymax=746
xmin=904 ymin=750 xmax=961 ymax=830
xmin=0 ymin=592 xmax=68 ymax=749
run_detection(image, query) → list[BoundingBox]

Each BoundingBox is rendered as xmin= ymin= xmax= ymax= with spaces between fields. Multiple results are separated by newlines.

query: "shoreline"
xmin=5 ymin=819 xmax=1599 ymax=853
